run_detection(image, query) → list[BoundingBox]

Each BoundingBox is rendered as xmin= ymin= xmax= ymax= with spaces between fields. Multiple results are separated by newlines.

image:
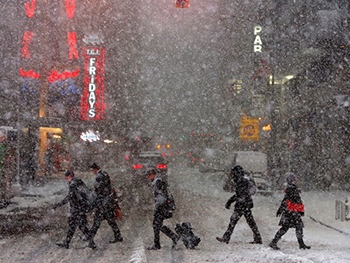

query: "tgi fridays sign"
xmin=80 ymin=39 xmax=106 ymax=120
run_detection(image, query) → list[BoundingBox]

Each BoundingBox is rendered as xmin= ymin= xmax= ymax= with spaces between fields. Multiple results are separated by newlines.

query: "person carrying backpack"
xmin=216 ymin=165 xmax=262 ymax=245
xmin=53 ymin=170 xmax=96 ymax=249
xmin=147 ymin=168 xmax=179 ymax=250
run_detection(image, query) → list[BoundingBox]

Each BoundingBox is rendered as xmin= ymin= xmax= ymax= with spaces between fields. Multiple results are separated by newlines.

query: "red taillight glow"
xmin=157 ymin=164 xmax=167 ymax=170
xmin=133 ymin=164 xmax=143 ymax=169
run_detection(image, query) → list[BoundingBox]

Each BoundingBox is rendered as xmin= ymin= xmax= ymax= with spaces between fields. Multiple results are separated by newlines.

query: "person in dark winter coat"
xmin=269 ymin=172 xmax=311 ymax=250
xmin=89 ymin=163 xmax=123 ymax=245
xmin=147 ymin=168 xmax=179 ymax=250
xmin=53 ymin=170 xmax=96 ymax=249
xmin=216 ymin=165 xmax=262 ymax=244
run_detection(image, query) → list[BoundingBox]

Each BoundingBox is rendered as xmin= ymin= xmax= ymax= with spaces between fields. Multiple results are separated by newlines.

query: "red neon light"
xmin=21 ymin=31 xmax=34 ymax=58
xmin=66 ymin=0 xmax=76 ymax=19
xmin=25 ymin=0 xmax=36 ymax=18
xmin=20 ymin=68 xmax=40 ymax=79
xmin=67 ymin=32 xmax=79 ymax=60
xmin=47 ymin=68 xmax=79 ymax=83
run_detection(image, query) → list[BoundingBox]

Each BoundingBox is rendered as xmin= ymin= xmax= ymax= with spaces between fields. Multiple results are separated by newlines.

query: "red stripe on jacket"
xmin=286 ymin=199 xmax=304 ymax=212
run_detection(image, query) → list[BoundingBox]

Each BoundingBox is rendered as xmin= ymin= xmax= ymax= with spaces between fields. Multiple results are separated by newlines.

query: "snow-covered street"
xmin=0 ymin=164 xmax=349 ymax=263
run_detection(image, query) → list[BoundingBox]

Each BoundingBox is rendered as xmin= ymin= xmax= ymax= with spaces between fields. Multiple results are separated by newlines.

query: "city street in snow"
xmin=0 ymin=164 xmax=349 ymax=263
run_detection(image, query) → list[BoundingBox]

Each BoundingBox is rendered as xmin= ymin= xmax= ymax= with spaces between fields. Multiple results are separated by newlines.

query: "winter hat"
xmin=146 ymin=168 xmax=157 ymax=175
xmin=285 ymin=172 xmax=297 ymax=184
xmin=89 ymin=162 xmax=100 ymax=170
xmin=231 ymin=165 xmax=244 ymax=176
xmin=64 ymin=170 xmax=74 ymax=177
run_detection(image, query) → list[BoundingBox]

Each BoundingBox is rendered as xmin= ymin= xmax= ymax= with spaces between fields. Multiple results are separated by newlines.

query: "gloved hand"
xmin=276 ymin=211 xmax=282 ymax=217
xmin=225 ymin=201 xmax=231 ymax=210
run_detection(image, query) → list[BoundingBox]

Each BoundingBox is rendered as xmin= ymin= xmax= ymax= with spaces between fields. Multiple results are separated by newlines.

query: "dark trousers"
xmin=90 ymin=207 xmax=121 ymax=240
xmin=223 ymin=208 xmax=261 ymax=242
xmin=152 ymin=212 xmax=178 ymax=247
xmin=272 ymin=220 xmax=304 ymax=244
xmin=273 ymin=225 xmax=303 ymax=241
xmin=66 ymin=213 xmax=90 ymax=244
xmin=272 ymin=210 xmax=306 ymax=244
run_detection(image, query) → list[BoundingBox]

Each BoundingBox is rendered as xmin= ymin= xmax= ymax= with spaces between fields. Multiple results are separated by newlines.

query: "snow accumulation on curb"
xmin=308 ymin=215 xmax=350 ymax=237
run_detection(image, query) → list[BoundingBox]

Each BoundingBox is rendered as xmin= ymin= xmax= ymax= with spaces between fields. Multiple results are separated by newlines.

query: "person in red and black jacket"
xmin=269 ymin=172 xmax=311 ymax=250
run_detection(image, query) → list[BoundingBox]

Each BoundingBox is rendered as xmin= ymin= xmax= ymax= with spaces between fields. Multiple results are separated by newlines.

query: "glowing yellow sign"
xmin=240 ymin=116 xmax=259 ymax=141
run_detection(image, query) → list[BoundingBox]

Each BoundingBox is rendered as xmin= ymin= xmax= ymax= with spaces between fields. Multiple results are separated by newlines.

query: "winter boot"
xmin=88 ymin=239 xmax=97 ymax=249
xmin=147 ymin=244 xmax=161 ymax=250
xmin=56 ymin=240 xmax=69 ymax=249
xmin=298 ymin=239 xmax=311 ymax=249
xmin=216 ymin=237 xmax=229 ymax=244
xmin=269 ymin=240 xmax=280 ymax=250
xmin=109 ymin=236 xmax=123 ymax=243
xmin=250 ymin=236 xmax=262 ymax=244
xmin=250 ymin=239 xmax=262 ymax=244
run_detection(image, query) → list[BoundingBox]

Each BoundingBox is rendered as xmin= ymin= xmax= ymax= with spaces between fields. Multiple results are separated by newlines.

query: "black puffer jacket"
xmin=225 ymin=175 xmax=253 ymax=211
xmin=54 ymin=178 xmax=87 ymax=214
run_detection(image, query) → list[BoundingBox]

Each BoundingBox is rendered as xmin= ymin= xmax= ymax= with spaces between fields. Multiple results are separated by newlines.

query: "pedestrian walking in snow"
xmin=89 ymin=163 xmax=123 ymax=245
xmin=216 ymin=165 xmax=262 ymax=244
xmin=53 ymin=170 xmax=96 ymax=249
xmin=147 ymin=168 xmax=179 ymax=250
xmin=269 ymin=172 xmax=311 ymax=250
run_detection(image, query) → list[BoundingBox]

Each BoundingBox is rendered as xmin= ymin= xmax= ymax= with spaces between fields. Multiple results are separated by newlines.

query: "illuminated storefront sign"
xmin=253 ymin=26 xmax=262 ymax=53
xmin=21 ymin=31 xmax=34 ymax=58
xmin=80 ymin=46 xmax=106 ymax=120
xmin=25 ymin=0 xmax=36 ymax=18
xmin=80 ymin=130 xmax=100 ymax=142
xmin=21 ymin=0 xmax=81 ymax=119
xmin=240 ymin=115 xmax=259 ymax=141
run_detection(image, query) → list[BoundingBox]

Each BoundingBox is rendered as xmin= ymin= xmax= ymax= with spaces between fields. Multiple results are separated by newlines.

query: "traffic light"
xmin=175 ymin=0 xmax=189 ymax=8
